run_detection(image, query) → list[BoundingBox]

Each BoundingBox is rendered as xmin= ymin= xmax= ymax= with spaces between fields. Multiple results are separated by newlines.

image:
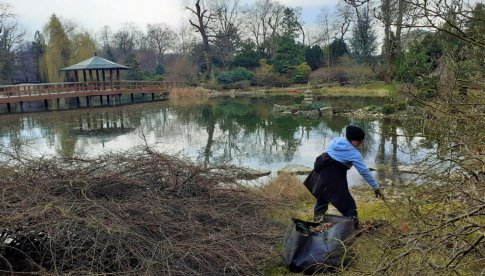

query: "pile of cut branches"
xmin=0 ymin=148 xmax=282 ymax=275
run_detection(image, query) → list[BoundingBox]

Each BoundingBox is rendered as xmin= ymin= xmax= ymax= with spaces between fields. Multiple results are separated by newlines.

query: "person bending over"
xmin=304 ymin=125 xmax=384 ymax=227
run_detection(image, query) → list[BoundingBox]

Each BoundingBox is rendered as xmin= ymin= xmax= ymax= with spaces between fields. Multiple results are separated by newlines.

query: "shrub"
xmin=216 ymin=67 xmax=255 ymax=85
xmin=155 ymin=64 xmax=165 ymax=75
xmin=396 ymin=102 xmax=407 ymax=110
xmin=366 ymin=105 xmax=378 ymax=111
xmin=255 ymin=59 xmax=291 ymax=87
xmin=292 ymin=63 xmax=312 ymax=84
xmin=381 ymin=104 xmax=397 ymax=114
xmin=220 ymin=80 xmax=252 ymax=90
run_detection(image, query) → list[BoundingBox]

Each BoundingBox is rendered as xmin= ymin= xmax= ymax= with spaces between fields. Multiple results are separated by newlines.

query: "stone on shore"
xmin=277 ymin=164 xmax=313 ymax=175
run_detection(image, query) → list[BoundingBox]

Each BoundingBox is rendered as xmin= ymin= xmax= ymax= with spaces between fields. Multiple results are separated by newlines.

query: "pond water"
xmin=0 ymin=96 xmax=430 ymax=187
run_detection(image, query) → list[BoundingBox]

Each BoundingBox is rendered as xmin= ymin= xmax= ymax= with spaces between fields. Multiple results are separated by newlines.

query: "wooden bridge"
xmin=0 ymin=81 xmax=185 ymax=112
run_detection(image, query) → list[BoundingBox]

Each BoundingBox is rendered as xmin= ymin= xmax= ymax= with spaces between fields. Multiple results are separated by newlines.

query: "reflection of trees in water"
xmin=0 ymin=98 xmax=429 ymax=168
xmin=376 ymin=119 xmax=401 ymax=185
xmin=0 ymin=106 xmax=149 ymax=157
xmin=167 ymin=100 xmax=315 ymax=165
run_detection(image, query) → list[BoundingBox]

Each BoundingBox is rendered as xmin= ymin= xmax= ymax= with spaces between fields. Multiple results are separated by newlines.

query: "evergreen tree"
xmin=282 ymin=8 xmax=301 ymax=40
xmin=233 ymin=40 xmax=261 ymax=69
xmin=124 ymin=54 xmax=142 ymax=80
xmin=271 ymin=37 xmax=304 ymax=74
xmin=292 ymin=62 xmax=311 ymax=83
xmin=327 ymin=38 xmax=348 ymax=65
xmin=31 ymin=31 xmax=46 ymax=82
xmin=350 ymin=6 xmax=378 ymax=63
xmin=305 ymin=45 xmax=324 ymax=70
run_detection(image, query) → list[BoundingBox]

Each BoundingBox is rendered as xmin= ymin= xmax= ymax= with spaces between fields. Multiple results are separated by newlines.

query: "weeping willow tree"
xmin=70 ymin=31 xmax=96 ymax=64
xmin=40 ymin=14 xmax=71 ymax=82
xmin=39 ymin=15 xmax=96 ymax=82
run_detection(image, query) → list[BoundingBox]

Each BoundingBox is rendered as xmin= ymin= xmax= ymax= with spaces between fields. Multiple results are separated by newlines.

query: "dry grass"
xmin=260 ymin=173 xmax=313 ymax=203
xmin=169 ymin=87 xmax=210 ymax=107
xmin=169 ymin=87 xmax=210 ymax=99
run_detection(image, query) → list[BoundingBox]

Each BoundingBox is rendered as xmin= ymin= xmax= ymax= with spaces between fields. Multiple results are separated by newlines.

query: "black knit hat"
xmin=346 ymin=125 xmax=365 ymax=141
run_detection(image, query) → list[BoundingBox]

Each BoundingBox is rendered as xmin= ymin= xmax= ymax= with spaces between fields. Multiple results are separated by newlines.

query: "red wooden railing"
xmin=0 ymin=81 xmax=186 ymax=103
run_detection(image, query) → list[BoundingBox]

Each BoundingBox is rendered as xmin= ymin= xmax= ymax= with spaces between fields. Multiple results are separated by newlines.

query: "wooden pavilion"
xmin=61 ymin=53 xmax=129 ymax=83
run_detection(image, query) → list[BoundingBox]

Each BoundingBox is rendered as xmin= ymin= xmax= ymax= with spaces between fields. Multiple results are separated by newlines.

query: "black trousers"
xmin=313 ymin=179 xmax=358 ymax=219
xmin=304 ymin=153 xmax=359 ymax=226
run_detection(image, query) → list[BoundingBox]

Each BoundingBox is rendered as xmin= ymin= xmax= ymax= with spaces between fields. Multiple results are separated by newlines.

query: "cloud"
xmin=11 ymin=0 xmax=187 ymax=34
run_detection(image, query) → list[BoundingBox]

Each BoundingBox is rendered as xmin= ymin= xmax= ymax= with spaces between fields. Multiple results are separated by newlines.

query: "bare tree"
xmin=112 ymin=23 xmax=143 ymax=56
xmin=96 ymin=25 xmax=113 ymax=50
xmin=333 ymin=2 xmax=355 ymax=41
xmin=174 ymin=21 xmax=197 ymax=55
xmin=241 ymin=0 xmax=285 ymax=56
xmin=0 ymin=2 xmax=24 ymax=84
xmin=146 ymin=23 xmax=176 ymax=64
xmin=401 ymin=0 xmax=484 ymax=48
xmin=266 ymin=1 xmax=285 ymax=55
xmin=210 ymin=0 xmax=242 ymax=69
xmin=187 ymin=0 xmax=214 ymax=79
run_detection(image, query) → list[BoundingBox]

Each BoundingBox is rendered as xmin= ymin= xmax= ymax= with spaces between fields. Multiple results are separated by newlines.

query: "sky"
xmin=9 ymin=0 xmax=339 ymax=37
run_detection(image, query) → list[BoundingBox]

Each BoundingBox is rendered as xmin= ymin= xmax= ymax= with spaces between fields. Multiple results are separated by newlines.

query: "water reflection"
xmin=0 ymin=97 xmax=429 ymax=186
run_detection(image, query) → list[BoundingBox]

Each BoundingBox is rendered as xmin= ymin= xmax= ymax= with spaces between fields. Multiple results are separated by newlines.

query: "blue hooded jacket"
xmin=326 ymin=137 xmax=379 ymax=190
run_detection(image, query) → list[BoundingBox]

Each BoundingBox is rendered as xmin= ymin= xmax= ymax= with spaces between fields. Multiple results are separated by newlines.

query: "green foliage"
xmin=216 ymin=67 xmax=255 ymax=85
xmin=381 ymin=104 xmax=396 ymax=114
xmin=282 ymin=7 xmax=301 ymax=40
xmin=142 ymin=71 xmax=164 ymax=81
xmin=155 ymin=64 xmax=165 ymax=75
xmin=327 ymin=38 xmax=348 ymax=65
xmin=305 ymin=45 xmax=324 ymax=70
xmin=285 ymin=102 xmax=328 ymax=111
xmin=360 ymin=82 xmax=397 ymax=93
xmin=32 ymin=31 xmax=46 ymax=82
xmin=271 ymin=37 xmax=304 ymax=74
xmin=415 ymin=75 xmax=439 ymax=98
xmin=396 ymin=102 xmax=407 ymax=110
xmin=350 ymin=6 xmax=378 ymax=63
xmin=233 ymin=40 xmax=262 ymax=69
xmin=292 ymin=63 xmax=311 ymax=84
xmin=366 ymin=105 xmax=378 ymax=111
xmin=255 ymin=59 xmax=291 ymax=87
xmin=124 ymin=54 xmax=143 ymax=80
xmin=396 ymin=33 xmax=442 ymax=82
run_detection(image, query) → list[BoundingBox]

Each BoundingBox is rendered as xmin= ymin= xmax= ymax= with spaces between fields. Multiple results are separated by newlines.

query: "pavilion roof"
xmin=61 ymin=54 xmax=129 ymax=71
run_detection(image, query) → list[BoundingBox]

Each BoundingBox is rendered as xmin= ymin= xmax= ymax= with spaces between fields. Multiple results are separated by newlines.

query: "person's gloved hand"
xmin=374 ymin=189 xmax=385 ymax=200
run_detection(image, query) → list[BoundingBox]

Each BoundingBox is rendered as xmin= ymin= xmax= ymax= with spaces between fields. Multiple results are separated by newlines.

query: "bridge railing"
xmin=0 ymin=81 xmax=186 ymax=99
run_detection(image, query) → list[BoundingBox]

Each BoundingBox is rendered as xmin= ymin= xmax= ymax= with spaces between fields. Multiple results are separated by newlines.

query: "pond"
xmin=0 ymin=96 xmax=430 ymax=187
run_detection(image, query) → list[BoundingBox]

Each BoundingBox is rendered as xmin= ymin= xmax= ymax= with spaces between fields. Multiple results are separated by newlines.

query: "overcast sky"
xmin=9 ymin=0 xmax=339 ymax=37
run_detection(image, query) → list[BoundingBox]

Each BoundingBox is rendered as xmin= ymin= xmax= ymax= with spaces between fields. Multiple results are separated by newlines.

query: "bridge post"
xmin=86 ymin=96 xmax=90 ymax=107
xmin=100 ymin=95 xmax=103 ymax=106
xmin=57 ymin=98 xmax=60 ymax=110
xmin=76 ymin=97 xmax=80 ymax=107
xmin=152 ymin=93 xmax=155 ymax=100
xmin=44 ymin=99 xmax=49 ymax=110
xmin=7 ymin=103 xmax=11 ymax=113
xmin=20 ymin=101 xmax=24 ymax=112
xmin=107 ymin=95 xmax=111 ymax=105
xmin=131 ymin=93 xmax=134 ymax=103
